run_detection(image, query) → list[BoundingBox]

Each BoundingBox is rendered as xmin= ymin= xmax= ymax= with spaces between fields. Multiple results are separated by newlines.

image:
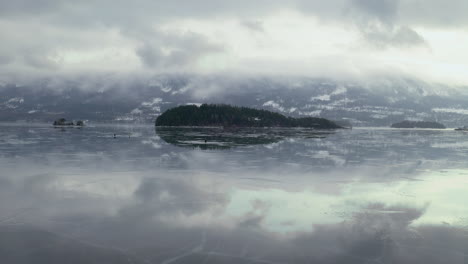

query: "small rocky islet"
xmin=53 ymin=118 xmax=85 ymax=127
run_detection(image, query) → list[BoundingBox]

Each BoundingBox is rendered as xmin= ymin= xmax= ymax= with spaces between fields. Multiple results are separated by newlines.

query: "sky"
xmin=1 ymin=0 xmax=468 ymax=85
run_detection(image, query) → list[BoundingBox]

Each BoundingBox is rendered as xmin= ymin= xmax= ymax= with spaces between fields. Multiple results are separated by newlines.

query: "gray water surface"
xmin=1 ymin=124 xmax=467 ymax=263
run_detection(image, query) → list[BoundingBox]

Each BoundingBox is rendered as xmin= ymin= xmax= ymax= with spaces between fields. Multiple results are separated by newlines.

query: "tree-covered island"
xmin=155 ymin=104 xmax=342 ymax=129
xmin=391 ymin=120 xmax=446 ymax=129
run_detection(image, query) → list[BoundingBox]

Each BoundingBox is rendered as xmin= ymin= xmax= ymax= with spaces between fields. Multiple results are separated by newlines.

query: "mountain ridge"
xmin=1 ymin=75 xmax=468 ymax=127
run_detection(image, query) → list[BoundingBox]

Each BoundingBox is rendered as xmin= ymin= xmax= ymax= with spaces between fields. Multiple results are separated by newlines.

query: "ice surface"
xmin=0 ymin=124 xmax=467 ymax=263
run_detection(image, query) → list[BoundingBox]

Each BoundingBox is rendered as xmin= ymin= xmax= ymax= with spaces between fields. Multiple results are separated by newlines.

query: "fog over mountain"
xmin=2 ymin=74 xmax=468 ymax=127
xmin=1 ymin=0 xmax=468 ymax=125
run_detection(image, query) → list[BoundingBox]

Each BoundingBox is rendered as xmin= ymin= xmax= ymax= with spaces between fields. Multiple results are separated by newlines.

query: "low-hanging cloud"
xmin=240 ymin=20 xmax=265 ymax=33
xmin=135 ymin=31 xmax=225 ymax=69
xmin=0 ymin=0 xmax=467 ymax=85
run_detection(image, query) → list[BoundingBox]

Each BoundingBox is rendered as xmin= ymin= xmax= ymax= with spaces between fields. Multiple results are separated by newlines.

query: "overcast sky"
xmin=1 ymin=0 xmax=467 ymax=85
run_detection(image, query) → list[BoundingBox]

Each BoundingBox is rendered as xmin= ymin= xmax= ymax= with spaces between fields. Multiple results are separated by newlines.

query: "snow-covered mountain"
xmin=1 ymin=75 xmax=468 ymax=127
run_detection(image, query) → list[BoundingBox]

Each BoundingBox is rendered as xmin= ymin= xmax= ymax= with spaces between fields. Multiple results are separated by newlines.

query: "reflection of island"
xmin=156 ymin=127 xmax=333 ymax=149
xmin=391 ymin=120 xmax=445 ymax=129
xmin=155 ymin=104 xmax=342 ymax=129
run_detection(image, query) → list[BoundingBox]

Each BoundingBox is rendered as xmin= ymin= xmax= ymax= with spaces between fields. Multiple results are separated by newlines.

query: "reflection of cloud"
xmin=291 ymin=203 xmax=466 ymax=264
xmin=119 ymin=177 xmax=229 ymax=221
xmin=141 ymin=136 xmax=162 ymax=149
xmin=0 ymin=227 xmax=145 ymax=264
xmin=238 ymin=199 xmax=271 ymax=229
xmin=1 ymin=163 xmax=468 ymax=263
xmin=2 ymin=125 xmax=468 ymax=263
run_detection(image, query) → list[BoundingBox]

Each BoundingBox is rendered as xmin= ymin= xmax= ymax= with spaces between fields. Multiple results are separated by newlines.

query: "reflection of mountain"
xmin=156 ymin=127 xmax=333 ymax=149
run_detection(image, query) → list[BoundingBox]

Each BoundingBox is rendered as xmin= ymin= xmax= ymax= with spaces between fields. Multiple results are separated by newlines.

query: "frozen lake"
xmin=1 ymin=124 xmax=467 ymax=263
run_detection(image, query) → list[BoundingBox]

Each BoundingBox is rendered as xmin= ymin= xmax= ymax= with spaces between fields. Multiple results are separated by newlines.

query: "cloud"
xmin=387 ymin=26 xmax=426 ymax=46
xmin=135 ymin=43 xmax=163 ymax=68
xmin=240 ymin=20 xmax=265 ymax=32
xmin=23 ymin=52 xmax=62 ymax=70
xmin=346 ymin=0 xmax=428 ymax=48
xmin=0 ymin=0 xmax=466 ymax=85
xmin=0 ymin=54 xmax=13 ymax=65
xmin=400 ymin=0 xmax=468 ymax=28
xmin=1 ymin=1 xmax=468 ymax=32
xmin=362 ymin=25 xmax=427 ymax=48
xmin=351 ymin=0 xmax=399 ymax=23
xmin=126 ymin=19 xmax=225 ymax=69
